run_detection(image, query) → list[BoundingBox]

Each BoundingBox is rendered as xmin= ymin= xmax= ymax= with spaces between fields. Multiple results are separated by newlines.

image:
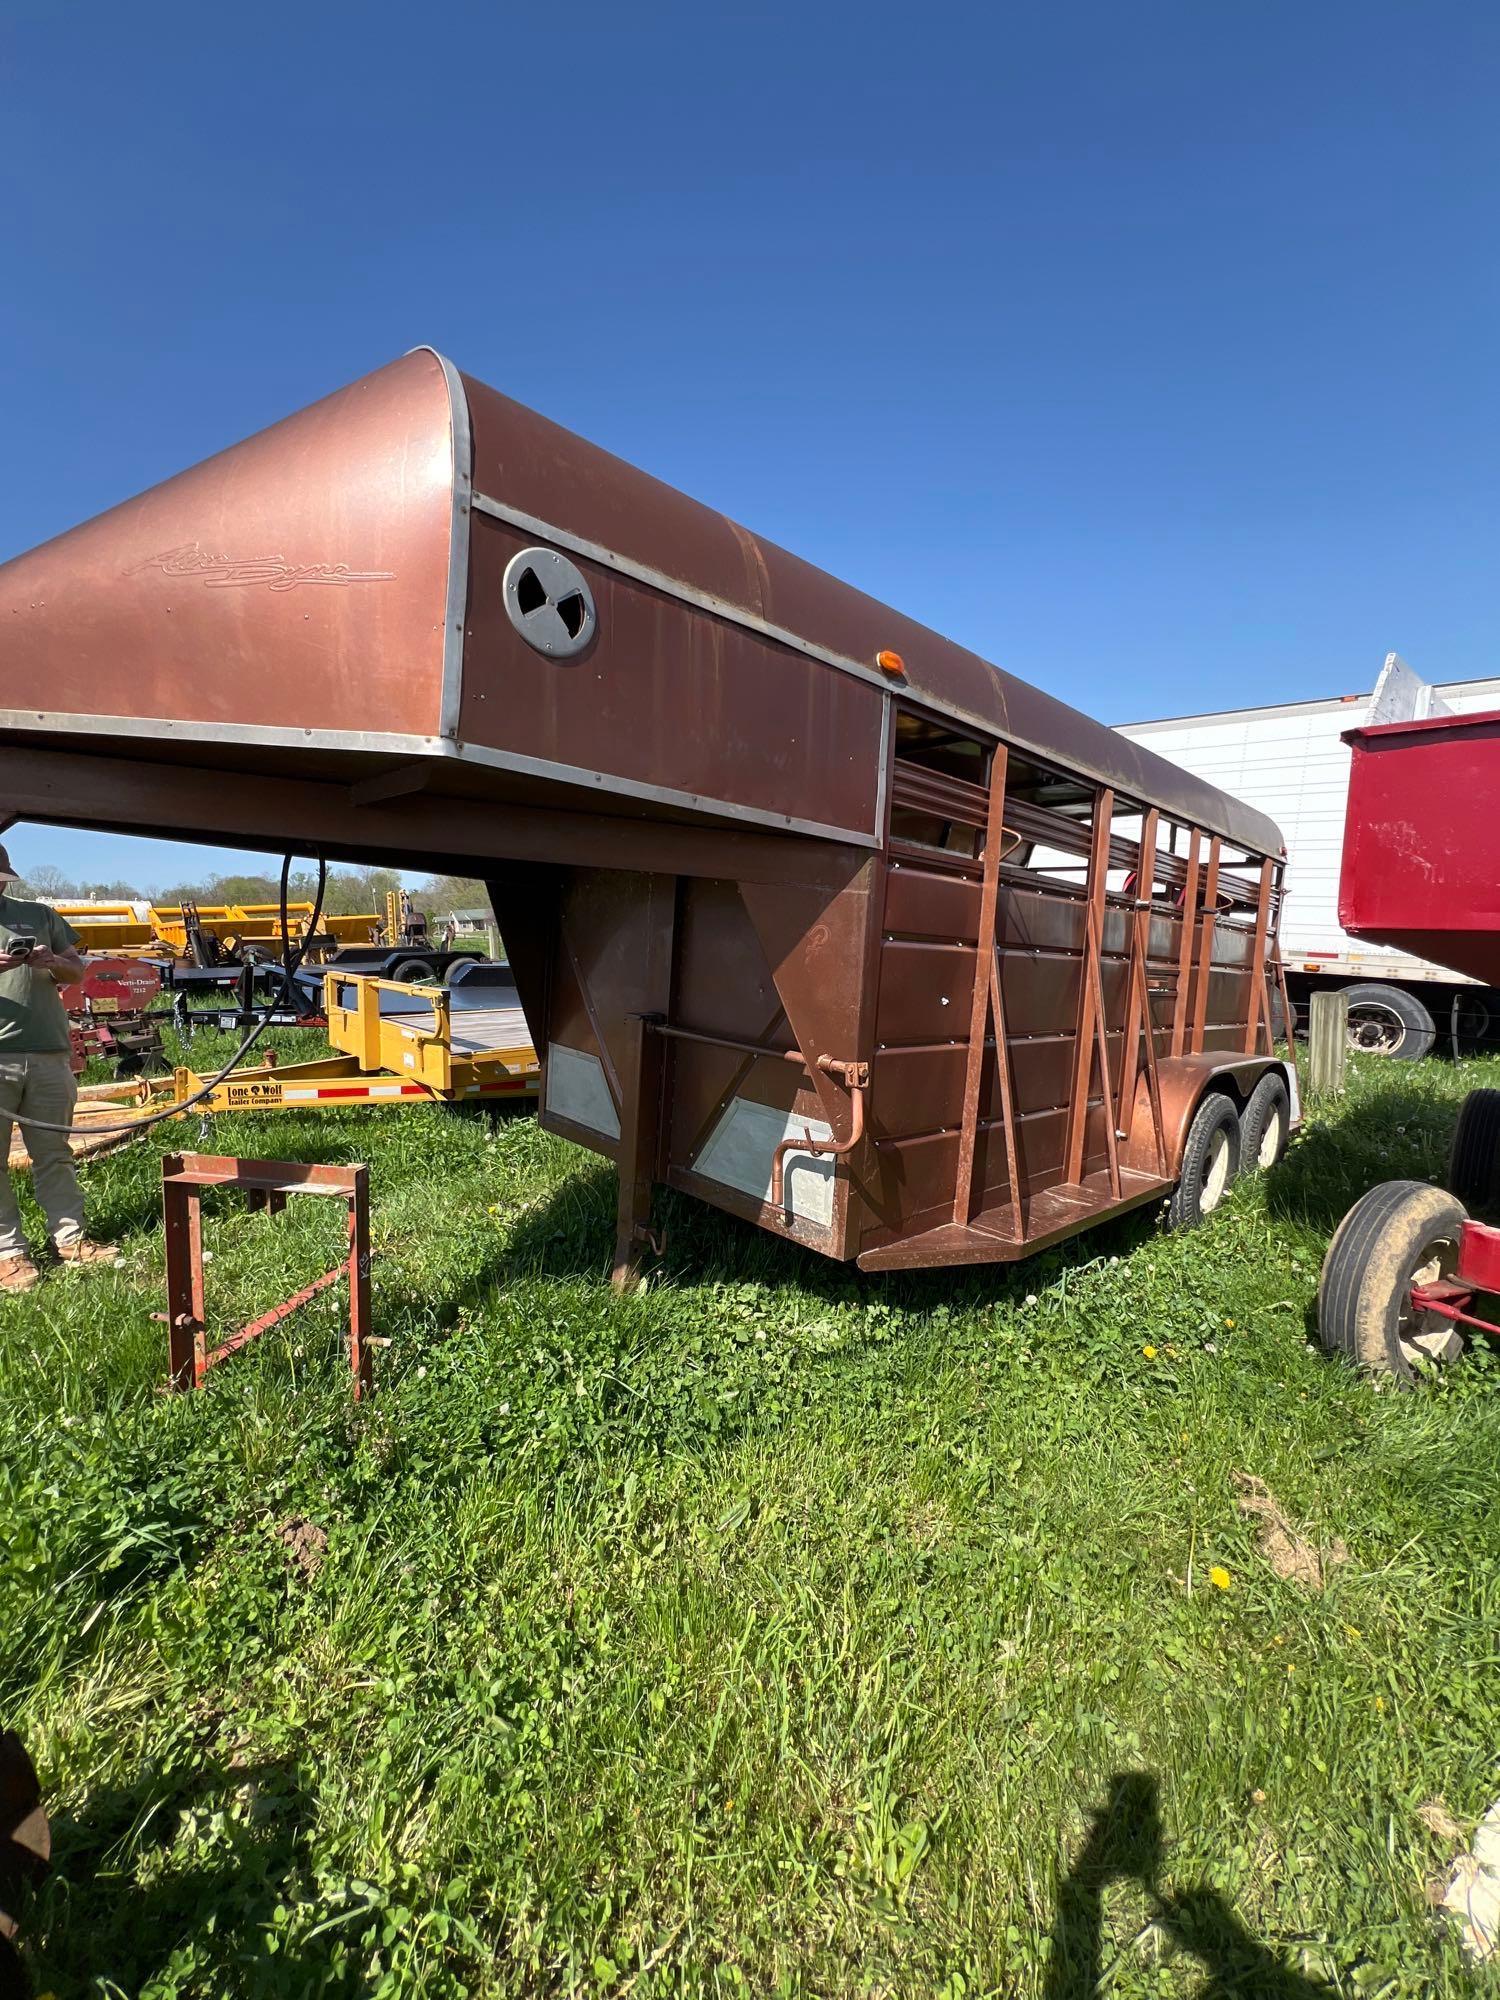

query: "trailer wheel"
xmin=1449 ymin=1089 xmax=1500 ymax=1218
xmin=442 ymin=955 xmax=483 ymax=986
xmin=1318 ymin=1180 xmax=1467 ymax=1382
xmin=1342 ymin=983 xmax=1435 ymax=1061
xmin=1451 ymin=992 xmax=1492 ymax=1058
xmin=1165 ymin=1092 xmax=1241 ymax=1231
xmin=1240 ymin=1071 xmax=1291 ymax=1173
xmin=389 ymin=957 xmax=438 ymax=986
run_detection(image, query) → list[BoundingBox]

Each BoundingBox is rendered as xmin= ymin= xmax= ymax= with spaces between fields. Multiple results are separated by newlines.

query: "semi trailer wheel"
xmin=1318 ymin=1180 xmax=1467 ymax=1382
xmin=1239 ymin=1071 xmax=1291 ymax=1173
xmin=389 ymin=957 xmax=438 ymax=985
xmin=1449 ymin=1089 xmax=1500 ymax=1218
xmin=1166 ymin=1092 xmax=1241 ymax=1231
xmin=442 ymin=956 xmax=484 ymax=985
xmin=1342 ymin=983 xmax=1436 ymax=1060
xmin=1451 ymin=992 xmax=1493 ymax=1059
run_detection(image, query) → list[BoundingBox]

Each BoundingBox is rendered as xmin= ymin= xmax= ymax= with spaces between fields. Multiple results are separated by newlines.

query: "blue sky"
xmin=1 ymin=0 xmax=1494 ymax=892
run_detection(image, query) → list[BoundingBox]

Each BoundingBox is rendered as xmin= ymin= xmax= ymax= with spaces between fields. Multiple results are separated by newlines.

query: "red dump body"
xmin=1341 ymin=710 xmax=1500 ymax=986
xmin=0 ymin=349 xmax=1292 ymax=1277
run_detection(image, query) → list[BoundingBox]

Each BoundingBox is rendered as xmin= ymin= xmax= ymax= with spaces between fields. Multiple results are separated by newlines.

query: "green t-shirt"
xmin=0 ymin=897 xmax=81 ymax=1053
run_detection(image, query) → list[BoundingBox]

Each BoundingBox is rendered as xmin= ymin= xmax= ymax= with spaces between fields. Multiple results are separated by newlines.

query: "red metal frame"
xmin=1410 ymin=1217 xmax=1500 ymax=1342
xmin=160 ymin=1152 xmax=373 ymax=1398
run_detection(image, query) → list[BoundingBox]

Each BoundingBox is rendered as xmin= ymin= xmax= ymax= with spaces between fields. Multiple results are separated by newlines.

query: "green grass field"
xmin=5 ymin=1030 xmax=1500 ymax=1998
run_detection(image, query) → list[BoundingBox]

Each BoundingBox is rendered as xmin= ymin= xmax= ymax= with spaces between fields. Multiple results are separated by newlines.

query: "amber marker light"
xmin=876 ymin=649 xmax=906 ymax=677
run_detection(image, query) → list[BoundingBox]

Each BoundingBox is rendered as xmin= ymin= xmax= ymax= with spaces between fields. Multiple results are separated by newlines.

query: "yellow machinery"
xmin=52 ymin=900 xmax=383 ymax=961
xmin=14 ymin=966 xmax=538 ymax=1166
xmin=52 ymin=901 xmax=157 ymax=952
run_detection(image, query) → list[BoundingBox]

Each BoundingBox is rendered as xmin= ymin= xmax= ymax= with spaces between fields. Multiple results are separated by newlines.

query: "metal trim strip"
xmin=874 ymin=694 xmax=892 ymax=839
xmin=452 ymin=738 xmax=879 ymax=847
xmin=0 ymin=711 xmax=880 ymax=848
xmin=0 ymin=710 xmax=444 ymax=754
xmin=408 ymin=347 xmax=472 ymax=743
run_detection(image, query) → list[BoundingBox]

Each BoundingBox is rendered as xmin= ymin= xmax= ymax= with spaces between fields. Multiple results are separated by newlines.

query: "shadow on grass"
xmin=1266 ymin=1081 xmax=1453 ymax=1232
xmin=21 ymin=1754 xmax=369 ymax=2000
xmin=501 ymin=1157 xmax=1165 ymax=1313
xmin=1046 ymin=1772 xmax=1331 ymax=1998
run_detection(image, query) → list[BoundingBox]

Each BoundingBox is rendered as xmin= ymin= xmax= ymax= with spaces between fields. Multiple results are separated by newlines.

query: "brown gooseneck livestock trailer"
xmin=0 ymin=349 xmax=1296 ymax=1283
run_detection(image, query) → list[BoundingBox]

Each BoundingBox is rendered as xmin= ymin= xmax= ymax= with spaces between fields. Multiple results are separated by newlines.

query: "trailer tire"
xmin=389 ymin=957 xmax=438 ymax=986
xmin=1240 ymin=1071 xmax=1291 ymax=1173
xmin=1318 ymin=1180 xmax=1467 ymax=1382
xmin=442 ymin=956 xmax=483 ymax=986
xmin=1448 ymin=1089 xmax=1500 ymax=1219
xmin=1342 ymin=983 xmax=1435 ymax=1061
xmin=1165 ymin=1092 xmax=1241 ymax=1232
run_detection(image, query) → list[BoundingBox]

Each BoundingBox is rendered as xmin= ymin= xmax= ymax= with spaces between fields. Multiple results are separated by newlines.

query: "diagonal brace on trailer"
xmin=160 ymin=1152 xmax=374 ymax=1399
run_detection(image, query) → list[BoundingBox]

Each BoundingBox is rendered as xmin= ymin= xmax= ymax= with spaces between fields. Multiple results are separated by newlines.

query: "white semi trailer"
xmin=1118 ymin=655 xmax=1500 ymax=1059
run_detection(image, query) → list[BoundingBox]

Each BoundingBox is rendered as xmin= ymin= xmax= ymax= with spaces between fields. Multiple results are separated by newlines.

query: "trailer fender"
xmin=1123 ymin=1054 xmax=1293 ymax=1179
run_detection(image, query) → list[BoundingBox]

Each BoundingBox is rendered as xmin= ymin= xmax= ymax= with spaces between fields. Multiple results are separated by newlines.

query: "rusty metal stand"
xmin=161 ymin=1152 xmax=373 ymax=1398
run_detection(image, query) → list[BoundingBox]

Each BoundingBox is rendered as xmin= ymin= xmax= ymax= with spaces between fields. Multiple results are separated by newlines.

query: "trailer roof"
xmin=457 ymin=365 xmax=1284 ymax=856
xmin=0 ymin=349 xmax=1283 ymax=858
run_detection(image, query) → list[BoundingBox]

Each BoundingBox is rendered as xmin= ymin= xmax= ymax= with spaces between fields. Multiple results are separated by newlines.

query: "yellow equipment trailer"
xmin=13 ymin=966 xmax=538 ymax=1166
xmin=53 ymin=901 xmax=158 ymax=953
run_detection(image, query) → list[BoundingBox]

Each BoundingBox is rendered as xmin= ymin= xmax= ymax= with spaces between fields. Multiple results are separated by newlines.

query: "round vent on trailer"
xmin=501 ymin=547 xmax=597 ymax=658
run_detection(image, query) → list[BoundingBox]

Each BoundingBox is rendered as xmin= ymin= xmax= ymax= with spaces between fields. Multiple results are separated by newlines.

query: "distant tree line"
xmin=10 ymin=861 xmax=489 ymax=920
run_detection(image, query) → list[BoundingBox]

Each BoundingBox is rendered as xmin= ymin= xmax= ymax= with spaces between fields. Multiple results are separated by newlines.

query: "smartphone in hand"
xmin=6 ymin=931 xmax=36 ymax=961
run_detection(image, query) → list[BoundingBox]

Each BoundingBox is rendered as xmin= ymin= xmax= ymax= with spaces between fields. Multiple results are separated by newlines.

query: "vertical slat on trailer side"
xmin=1273 ymin=932 xmax=1297 ymax=1066
xmin=953 ymin=745 xmax=1008 ymax=1226
xmin=987 ymin=949 xmax=1024 ymax=1239
xmin=1084 ymin=897 xmax=1123 ymax=1199
xmin=1190 ymin=836 xmax=1222 ymax=1052
xmin=1170 ymin=830 xmax=1202 ymax=1058
xmin=1243 ymin=858 xmax=1274 ymax=1054
xmin=1117 ymin=809 xmax=1165 ymax=1174
xmin=1064 ymin=786 xmax=1115 ymax=1188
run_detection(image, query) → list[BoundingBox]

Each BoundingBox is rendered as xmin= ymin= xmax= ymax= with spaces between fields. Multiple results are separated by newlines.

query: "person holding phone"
xmin=0 ymin=845 xmax=118 ymax=1293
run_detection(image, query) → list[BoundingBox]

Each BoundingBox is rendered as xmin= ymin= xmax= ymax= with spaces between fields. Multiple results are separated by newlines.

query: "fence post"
xmin=1308 ymin=990 xmax=1348 ymax=1096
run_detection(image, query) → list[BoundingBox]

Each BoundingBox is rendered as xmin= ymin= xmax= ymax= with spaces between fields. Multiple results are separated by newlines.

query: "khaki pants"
xmin=0 ymin=1052 xmax=84 ymax=1255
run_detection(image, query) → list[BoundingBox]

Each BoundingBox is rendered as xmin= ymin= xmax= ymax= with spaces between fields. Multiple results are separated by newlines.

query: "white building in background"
xmin=1117 ymin=655 xmax=1500 ymax=1058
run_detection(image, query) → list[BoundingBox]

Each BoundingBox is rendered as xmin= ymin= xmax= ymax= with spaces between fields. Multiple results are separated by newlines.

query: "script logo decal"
xmin=127 ymin=542 xmax=395 ymax=592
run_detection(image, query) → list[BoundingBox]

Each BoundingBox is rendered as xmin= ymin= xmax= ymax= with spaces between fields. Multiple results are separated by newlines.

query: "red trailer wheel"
xmin=1319 ymin=1180 xmax=1468 ymax=1382
xmin=1449 ymin=1089 xmax=1500 ymax=1219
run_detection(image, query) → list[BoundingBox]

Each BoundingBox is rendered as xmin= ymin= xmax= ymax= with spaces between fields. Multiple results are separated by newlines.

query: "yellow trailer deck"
xmin=8 ymin=966 xmax=538 ymax=1168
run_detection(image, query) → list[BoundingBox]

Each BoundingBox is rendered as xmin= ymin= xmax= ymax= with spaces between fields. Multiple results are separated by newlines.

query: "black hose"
xmin=4 ymin=858 xmax=329 ymax=1140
